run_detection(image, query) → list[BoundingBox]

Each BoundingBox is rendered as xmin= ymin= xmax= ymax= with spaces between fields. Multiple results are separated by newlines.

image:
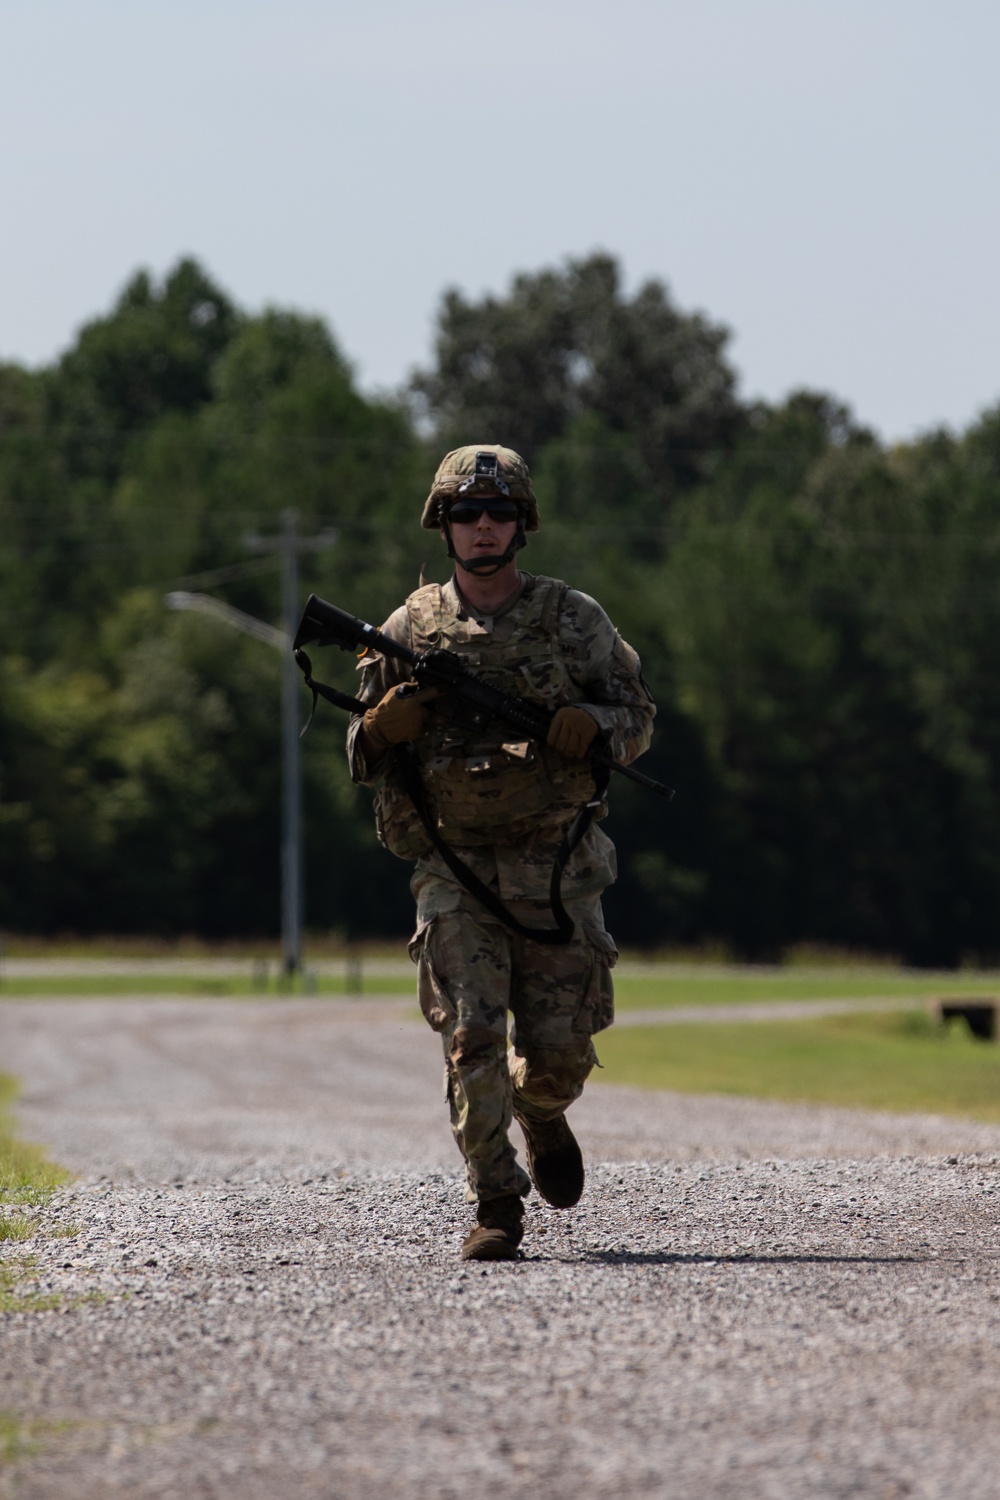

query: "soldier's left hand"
xmin=547 ymin=705 xmax=600 ymax=760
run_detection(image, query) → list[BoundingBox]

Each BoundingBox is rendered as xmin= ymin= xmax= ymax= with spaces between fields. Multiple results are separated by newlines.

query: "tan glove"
xmin=547 ymin=705 xmax=600 ymax=760
xmin=362 ymin=683 xmax=439 ymax=750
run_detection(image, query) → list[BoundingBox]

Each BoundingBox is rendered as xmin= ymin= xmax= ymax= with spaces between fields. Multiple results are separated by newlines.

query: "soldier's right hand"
xmin=363 ymin=683 xmax=440 ymax=749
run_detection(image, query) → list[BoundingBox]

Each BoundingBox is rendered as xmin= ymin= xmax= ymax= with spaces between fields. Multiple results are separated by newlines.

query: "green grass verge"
xmin=0 ymin=1075 xmax=68 ymax=1266
xmin=0 ymin=974 xmax=416 ymax=999
xmin=612 ymin=970 xmax=1000 ymax=1011
xmin=0 ymin=1076 xmax=66 ymax=1207
xmin=595 ymin=1009 xmax=1000 ymax=1122
xmin=3 ymin=966 xmax=998 ymax=1008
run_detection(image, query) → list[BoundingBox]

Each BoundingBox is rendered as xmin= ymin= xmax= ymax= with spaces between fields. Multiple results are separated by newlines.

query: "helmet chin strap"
xmin=442 ymin=517 xmax=527 ymax=577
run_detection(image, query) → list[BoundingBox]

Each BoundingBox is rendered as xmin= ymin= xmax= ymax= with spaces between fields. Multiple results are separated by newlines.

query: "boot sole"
xmin=460 ymin=1234 xmax=521 ymax=1262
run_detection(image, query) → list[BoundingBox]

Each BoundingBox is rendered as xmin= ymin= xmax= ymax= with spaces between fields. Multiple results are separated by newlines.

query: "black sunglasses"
xmin=448 ymin=498 xmax=520 ymax=525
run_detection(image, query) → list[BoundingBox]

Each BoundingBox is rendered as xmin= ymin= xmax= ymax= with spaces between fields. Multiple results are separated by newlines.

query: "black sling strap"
xmin=295 ymin=650 xmax=368 ymax=727
xmin=296 ymin=648 xmax=609 ymax=945
xmin=396 ymin=747 xmax=611 ymax=946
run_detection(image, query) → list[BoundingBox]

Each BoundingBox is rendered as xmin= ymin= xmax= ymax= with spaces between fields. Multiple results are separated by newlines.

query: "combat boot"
xmin=515 ymin=1112 xmax=584 ymax=1208
xmin=460 ymin=1194 xmax=524 ymax=1261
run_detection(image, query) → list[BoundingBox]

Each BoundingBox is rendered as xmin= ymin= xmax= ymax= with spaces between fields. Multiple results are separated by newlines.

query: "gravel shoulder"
xmin=3 ymin=997 xmax=1000 ymax=1499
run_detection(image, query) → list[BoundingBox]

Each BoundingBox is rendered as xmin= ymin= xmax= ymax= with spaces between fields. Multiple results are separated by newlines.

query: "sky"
xmin=1 ymin=0 xmax=998 ymax=443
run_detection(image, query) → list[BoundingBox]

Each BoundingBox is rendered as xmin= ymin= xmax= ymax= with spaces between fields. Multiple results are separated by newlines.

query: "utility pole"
xmin=168 ymin=509 xmax=335 ymax=982
xmin=279 ymin=509 xmax=302 ymax=979
xmin=244 ymin=511 xmax=337 ymax=979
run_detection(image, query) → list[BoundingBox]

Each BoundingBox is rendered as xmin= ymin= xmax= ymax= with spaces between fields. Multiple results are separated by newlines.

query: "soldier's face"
xmin=447 ymin=505 xmax=518 ymax=563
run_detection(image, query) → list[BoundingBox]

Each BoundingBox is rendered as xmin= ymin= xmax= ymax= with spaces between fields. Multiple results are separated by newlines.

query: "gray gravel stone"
xmin=3 ymin=997 xmax=1000 ymax=1499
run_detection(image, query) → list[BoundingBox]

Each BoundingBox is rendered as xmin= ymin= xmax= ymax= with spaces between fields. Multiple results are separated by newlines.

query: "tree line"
xmin=1 ymin=253 xmax=998 ymax=966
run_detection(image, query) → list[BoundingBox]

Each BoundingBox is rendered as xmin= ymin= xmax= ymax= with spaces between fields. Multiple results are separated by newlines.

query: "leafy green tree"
xmin=412 ymin=253 xmax=743 ymax=505
xmin=0 ymin=261 xmax=242 ymax=662
xmin=658 ymin=393 xmax=1000 ymax=965
xmin=49 ymin=258 xmax=239 ymax=453
xmin=7 ymin=251 xmax=1000 ymax=965
xmin=0 ymin=264 xmax=425 ymax=940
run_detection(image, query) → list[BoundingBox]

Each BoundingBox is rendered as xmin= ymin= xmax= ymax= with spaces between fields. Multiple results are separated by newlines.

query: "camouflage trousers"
xmin=409 ymin=888 xmax=618 ymax=1203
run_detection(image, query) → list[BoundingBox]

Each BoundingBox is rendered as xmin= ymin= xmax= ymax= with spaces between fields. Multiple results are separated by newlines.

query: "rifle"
xmin=292 ymin=593 xmax=673 ymax=945
xmin=292 ymin=594 xmax=675 ymax=802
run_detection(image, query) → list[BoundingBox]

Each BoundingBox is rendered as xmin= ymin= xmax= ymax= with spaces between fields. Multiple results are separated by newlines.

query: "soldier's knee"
xmin=449 ymin=1024 xmax=506 ymax=1071
xmin=514 ymin=1042 xmax=596 ymax=1105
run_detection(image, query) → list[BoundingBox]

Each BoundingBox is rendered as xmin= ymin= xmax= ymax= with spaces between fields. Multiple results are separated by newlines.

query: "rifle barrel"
xmin=596 ymin=753 xmax=675 ymax=801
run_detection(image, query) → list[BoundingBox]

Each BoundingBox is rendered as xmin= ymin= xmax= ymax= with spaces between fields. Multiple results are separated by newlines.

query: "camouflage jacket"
xmin=346 ymin=573 xmax=655 ymax=903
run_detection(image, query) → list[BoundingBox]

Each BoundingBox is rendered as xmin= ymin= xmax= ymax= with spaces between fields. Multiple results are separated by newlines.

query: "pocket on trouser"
xmin=577 ymin=923 xmax=618 ymax=1035
xmin=408 ymin=919 xmax=457 ymax=1034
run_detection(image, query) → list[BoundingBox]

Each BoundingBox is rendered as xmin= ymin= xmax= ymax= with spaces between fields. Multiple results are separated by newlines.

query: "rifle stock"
xmin=293 ymin=594 xmax=419 ymax=667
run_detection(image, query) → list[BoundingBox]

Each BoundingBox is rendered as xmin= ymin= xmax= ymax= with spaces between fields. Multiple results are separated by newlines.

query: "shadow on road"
xmin=547 ymin=1250 xmax=925 ymax=1267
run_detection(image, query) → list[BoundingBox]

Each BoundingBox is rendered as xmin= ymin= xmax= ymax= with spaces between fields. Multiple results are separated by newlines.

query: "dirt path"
xmin=3 ymin=998 xmax=1000 ymax=1498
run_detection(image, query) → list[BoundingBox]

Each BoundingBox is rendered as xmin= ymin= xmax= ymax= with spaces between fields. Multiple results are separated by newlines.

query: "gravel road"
xmin=3 ymin=996 xmax=1000 ymax=1499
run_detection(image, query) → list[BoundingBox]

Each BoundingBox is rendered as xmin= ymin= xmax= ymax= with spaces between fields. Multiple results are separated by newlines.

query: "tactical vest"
xmin=374 ymin=577 xmax=605 ymax=859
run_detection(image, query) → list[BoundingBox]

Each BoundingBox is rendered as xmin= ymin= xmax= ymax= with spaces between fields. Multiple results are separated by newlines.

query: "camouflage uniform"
xmin=348 ymin=572 xmax=654 ymax=1202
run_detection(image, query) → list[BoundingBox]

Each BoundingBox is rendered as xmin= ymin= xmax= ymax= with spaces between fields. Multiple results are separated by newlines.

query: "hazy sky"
xmin=2 ymin=0 xmax=998 ymax=441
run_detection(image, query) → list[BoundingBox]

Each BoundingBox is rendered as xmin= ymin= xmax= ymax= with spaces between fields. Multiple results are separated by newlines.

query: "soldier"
xmin=348 ymin=445 xmax=655 ymax=1261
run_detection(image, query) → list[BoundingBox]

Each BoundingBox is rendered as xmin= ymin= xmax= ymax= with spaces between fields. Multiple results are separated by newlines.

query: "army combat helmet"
xmin=422 ymin=444 xmax=539 ymax=576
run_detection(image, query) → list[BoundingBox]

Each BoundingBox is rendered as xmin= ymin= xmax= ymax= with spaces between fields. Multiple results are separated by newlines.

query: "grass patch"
xmin=0 ymin=973 xmax=416 ymax=999
xmin=0 ymin=1408 xmax=76 ymax=1464
xmin=1 ymin=1074 xmax=68 ymax=1261
xmin=49 ymin=1222 xmax=80 ymax=1240
xmin=0 ymin=1258 xmax=63 ymax=1314
xmin=0 ymin=1408 xmax=39 ymax=1463
xmin=3 ymin=964 xmax=998 ymax=1010
xmin=612 ymin=969 xmax=1000 ymax=1011
xmin=0 ymin=1215 xmax=36 ymax=1243
xmin=0 ymin=1076 xmax=67 ymax=1207
xmin=596 ymin=1009 xmax=1000 ymax=1121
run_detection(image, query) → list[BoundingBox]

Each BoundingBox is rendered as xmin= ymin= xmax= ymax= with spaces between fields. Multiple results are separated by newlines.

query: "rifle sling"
xmin=294 ymin=649 xmax=610 ymax=944
xmin=294 ymin=650 xmax=368 ymax=735
xmin=396 ymin=746 xmax=610 ymax=946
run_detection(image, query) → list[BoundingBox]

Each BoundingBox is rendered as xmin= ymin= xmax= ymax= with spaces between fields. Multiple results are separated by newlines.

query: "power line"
xmin=170 ymin=555 xmax=281 ymax=590
xmin=3 ymin=498 xmax=1000 ymax=543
